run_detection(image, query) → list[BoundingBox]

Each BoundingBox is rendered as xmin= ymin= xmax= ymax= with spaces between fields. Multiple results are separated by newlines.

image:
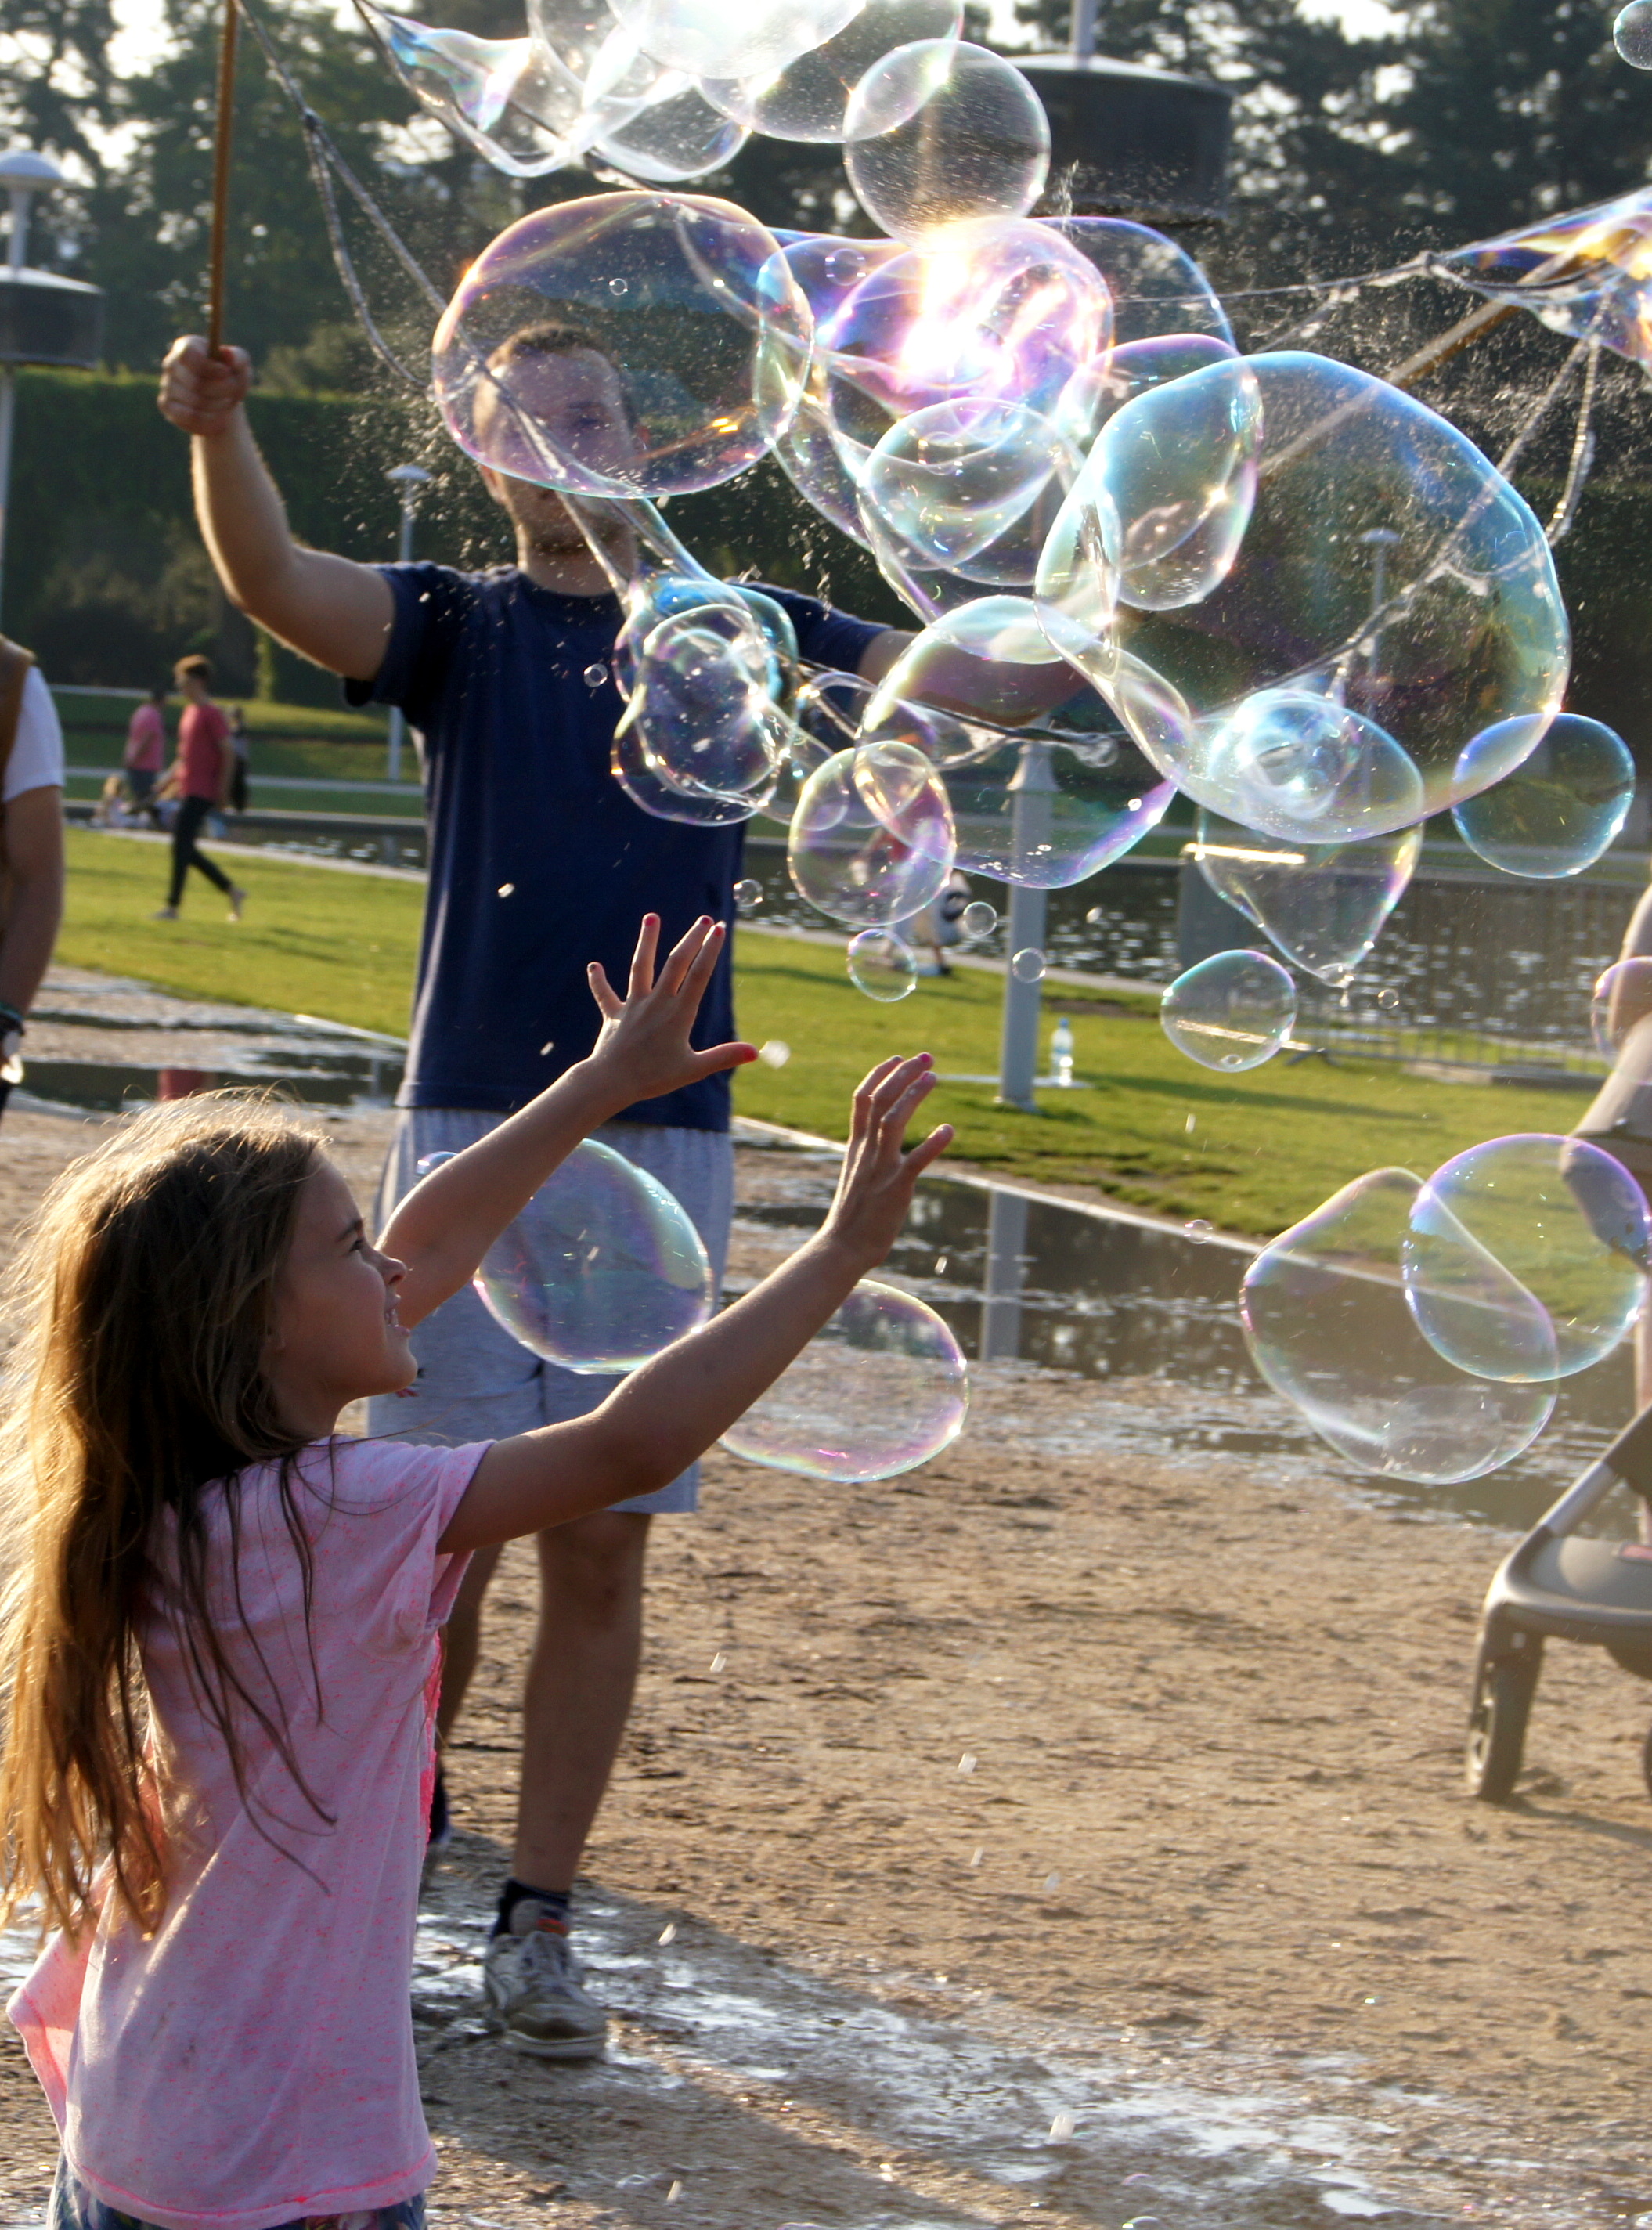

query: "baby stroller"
xmin=1466 ymin=1406 xmax=1652 ymax=1802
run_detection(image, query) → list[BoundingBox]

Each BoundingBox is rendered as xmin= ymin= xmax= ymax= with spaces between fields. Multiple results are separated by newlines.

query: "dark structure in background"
xmin=1022 ymin=52 xmax=1231 ymax=224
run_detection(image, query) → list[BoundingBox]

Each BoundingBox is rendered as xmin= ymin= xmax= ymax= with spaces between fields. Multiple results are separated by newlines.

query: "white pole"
xmin=997 ymin=742 xmax=1055 ymax=1110
xmin=1071 ymin=0 xmax=1098 ymax=63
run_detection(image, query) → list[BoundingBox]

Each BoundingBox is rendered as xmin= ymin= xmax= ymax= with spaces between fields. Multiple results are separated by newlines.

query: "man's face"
xmin=478 ymin=346 xmax=640 ymax=557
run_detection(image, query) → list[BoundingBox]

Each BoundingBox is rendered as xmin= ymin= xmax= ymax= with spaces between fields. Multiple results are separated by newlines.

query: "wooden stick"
xmin=206 ymin=0 xmax=240 ymax=359
xmin=1384 ymin=297 xmax=1520 ymax=392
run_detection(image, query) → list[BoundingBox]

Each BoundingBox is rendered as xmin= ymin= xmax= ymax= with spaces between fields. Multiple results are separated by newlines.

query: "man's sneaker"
xmin=482 ymin=1901 xmax=608 ymax=2060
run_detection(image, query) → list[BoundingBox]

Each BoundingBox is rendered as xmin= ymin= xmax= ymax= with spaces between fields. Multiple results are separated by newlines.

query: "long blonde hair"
xmin=0 ymin=1094 xmax=327 ymax=1939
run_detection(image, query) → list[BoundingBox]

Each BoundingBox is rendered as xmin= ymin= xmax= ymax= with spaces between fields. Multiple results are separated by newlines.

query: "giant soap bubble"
xmin=630 ymin=606 xmax=790 ymax=801
xmin=1402 ymin=1134 xmax=1650 ymax=1383
xmin=1241 ymin=1167 xmax=1556 ymax=1483
xmin=1190 ymin=810 xmax=1421 ymax=986
xmin=702 ymin=0 xmax=963 ymax=141
xmin=579 ymin=31 xmax=750 ymax=180
xmin=1036 ymin=352 xmax=1571 ymax=843
xmin=843 ymin=41 xmax=1050 ymax=240
xmin=1037 ymin=217 xmax=1234 ymax=348
xmin=359 ymin=2 xmax=583 ymax=175
xmin=475 ymin=1138 xmax=714 ymax=1371
xmin=1160 ymin=951 xmax=1297 ymax=1070
xmin=1451 ymin=713 xmax=1636 ymax=878
xmin=606 ymin=0 xmax=857 ymax=82
xmin=861 ymin=597 xmax=1175 ymax=884
xmin=720 ymin=1279 xmax=968 ymax=1479
xmin=432 ymin=192 xmax=812 ymax=498
xmin=789 ymin=741 xmax=957 ymax=925
xmin=861 ymin=399 xmax=1073 ymax=572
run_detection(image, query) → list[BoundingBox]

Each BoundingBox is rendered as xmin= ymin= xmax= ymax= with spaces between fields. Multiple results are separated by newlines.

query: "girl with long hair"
xmin=0 ymin=913 xmax=950 ymax=2230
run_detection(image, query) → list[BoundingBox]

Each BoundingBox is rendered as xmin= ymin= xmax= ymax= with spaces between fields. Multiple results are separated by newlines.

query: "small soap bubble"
xmin=1616 ymin=0 xmax=1652 ymax=63
xmin=968 ymin=1846 xmax=983 ymax=1866
xmin=1011 ymin=947 xmax=1047 ymax=983
xmin=1184 ymin=1113 xmax=1196 ymax=1135
xmin=1084 ymin=907 xmax=1103 ymax=925
xmin=958 ymin=1752 xmax=977 ymax=1773
xmin=960 ymin=900 xmax=997 ymax=940
xmin=1452 ymin=713 xmax=1636 ymax=878
xmin=709 ymin=1650 xmax=728 ymax=1671
xmin=733 ymin=876 xmax=763 ymax=908
xmin=1376 ymin=985 xmax=1400 ymax=1010
xmin=1184 ymin=1218 xmax=1214 ymax=1243
xmin=497 ymin=882 xmax=516 ymax=897
xmin=1042 ymin=1871 xmax=1061 ymax=1890
xmin=608 ymin=276 xmax=629 ymax=294
xmin=583 ymin=662 xmax=609 ymax=687
xmin=1160 ymin=951 xmax=1296 ymax=1071
xmin=847 ymin=927 xmax=919 ymax=1002
xmin=665 ymin=2181 xmax=684 ymax=2204
xmin=474 ymin=1138 xmax=713 ymax=1372
xmin=720 ymin=1279 xmax=968 ymax=1481
xmin=1048 ymin=2112 xmax=1076 ymax=2142
xmin=758 ymin=1038 xmax=792 ymax=1067
xmin=658 ymin=1921 xmax=677 ymax=1944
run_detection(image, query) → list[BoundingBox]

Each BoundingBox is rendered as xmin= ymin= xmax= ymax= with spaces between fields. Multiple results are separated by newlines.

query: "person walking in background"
xmin=123 ymin=684 xmax=167 ymax=821
xmin=153 ymin=655 xmax=246 ymax=923
xmin=0 ymin=634 xmax=66 ymax=1125
xmin=228 ymin=705 xmax=251 ymax=814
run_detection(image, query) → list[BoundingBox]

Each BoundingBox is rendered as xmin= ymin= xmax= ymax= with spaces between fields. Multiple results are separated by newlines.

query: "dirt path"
xmin=2 ymin=1092 xmax=1650 ymax=2225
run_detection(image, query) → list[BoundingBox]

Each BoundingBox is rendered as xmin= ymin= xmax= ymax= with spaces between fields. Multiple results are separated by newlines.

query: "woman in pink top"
xmin=121 ymin=687 xmax=167 ymax=815
xmin=0 ymin=915 xmax=951 ymax=2230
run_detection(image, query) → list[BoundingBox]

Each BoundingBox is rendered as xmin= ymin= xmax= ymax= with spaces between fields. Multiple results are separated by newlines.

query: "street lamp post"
xmin=384 ymin=462 xmax=431 ymax=781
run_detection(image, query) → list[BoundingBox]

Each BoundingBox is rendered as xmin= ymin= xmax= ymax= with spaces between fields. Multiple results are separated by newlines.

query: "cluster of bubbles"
xmin=1243 ymin=1116 xmax=1651 ymax=1485
xmin=409 ymin=0 xmax=1643 ymax=1019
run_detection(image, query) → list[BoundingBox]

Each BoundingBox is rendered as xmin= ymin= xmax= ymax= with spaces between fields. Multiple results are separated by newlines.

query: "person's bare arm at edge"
xmin=439 ymin=1051 xmax=952 ymax=1553
xmin=157 ymin=337 xmax=395 ymax=684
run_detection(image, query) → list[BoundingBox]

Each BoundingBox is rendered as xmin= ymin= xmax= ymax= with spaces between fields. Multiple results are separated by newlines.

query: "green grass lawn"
xmin=56 ymin=828 xmax=423 ymax=1041
xmin=56 ymin=830 xmax=1598 ymax=1239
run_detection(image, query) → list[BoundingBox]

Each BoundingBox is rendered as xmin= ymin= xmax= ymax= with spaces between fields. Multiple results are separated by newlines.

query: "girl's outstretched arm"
xmin=383 ymin=914 xmax=753 ymax=1329
xmin=438 ymin=1055 xmax=953 ymax=1553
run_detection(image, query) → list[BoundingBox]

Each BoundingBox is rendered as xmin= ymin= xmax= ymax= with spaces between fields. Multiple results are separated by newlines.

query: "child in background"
xmin=0 ymin=912 xmax=950 ymax=2230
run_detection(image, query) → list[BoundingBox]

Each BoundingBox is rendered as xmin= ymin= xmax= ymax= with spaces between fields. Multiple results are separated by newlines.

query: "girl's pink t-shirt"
xmin=7 ymin=1435 xmax=487 ymax=2230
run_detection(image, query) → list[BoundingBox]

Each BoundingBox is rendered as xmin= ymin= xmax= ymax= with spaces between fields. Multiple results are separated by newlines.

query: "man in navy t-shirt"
xmin=160 ymin=330 xmax=901 ymax=2057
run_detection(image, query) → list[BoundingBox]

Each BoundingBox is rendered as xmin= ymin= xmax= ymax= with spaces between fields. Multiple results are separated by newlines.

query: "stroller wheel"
xmin=1466 ymin=1643 xmax=1541 ymax=1802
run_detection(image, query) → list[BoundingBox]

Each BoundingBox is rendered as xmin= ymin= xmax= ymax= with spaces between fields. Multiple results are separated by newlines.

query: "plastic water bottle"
xmin=1051 ymin=1016 xmax=1075 ymax=1088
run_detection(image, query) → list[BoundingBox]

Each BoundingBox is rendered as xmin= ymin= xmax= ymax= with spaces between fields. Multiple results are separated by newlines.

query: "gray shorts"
xmin=366 ymin=1110 xmax=734 ymax=1514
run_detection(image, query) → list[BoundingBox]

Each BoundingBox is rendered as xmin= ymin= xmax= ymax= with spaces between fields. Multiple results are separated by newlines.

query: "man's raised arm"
xmin=158 ymin=337 xmax=398 ymax=685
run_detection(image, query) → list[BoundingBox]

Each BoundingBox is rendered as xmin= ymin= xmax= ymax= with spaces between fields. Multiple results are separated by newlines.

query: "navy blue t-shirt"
xmin=349 ymin=565 xmax=885 ymax=1127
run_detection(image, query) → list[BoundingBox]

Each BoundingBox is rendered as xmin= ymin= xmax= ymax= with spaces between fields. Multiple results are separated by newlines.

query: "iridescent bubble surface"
xmin=861 ymin=597 xmax=1174 ymax=886
xmin=474 ymin=1138 xmax=714 ymax=1372
xmin=703 ymin=0 xmax=963 ymax=141
xmin=432 ymin=192 xmax=812 ymax=498
xmin=1438 ymin=187 xmax=1652 ymax=370
xmin=1036 ymin=217 xmax=1233 ymax=348
xmin=720 ymin=1279 xmax=968 ymax=1481
xmin=1160 ymin=951 xmax=1297 ymax=1071
xmin=960 ymin=900 xmax=997 ymax=939
xmin=1190 ymin=810 xmax=1421 ymax=986
xmin=1011 ymin=947 xmax=1046 ymax=983
xmin=630 ymin=605 xmax=787 ymax=802
xmin=734 ymin=877 xmax=763 ymax=908
xmin=606 ymin=0 xmax=857 ymax=81
xmin=843 ymin=42 xmax=1051 ymax=240
xmin=1618 ymin=1 xmax=1652 ymax=65
xmin=1451 ymin=713 xmax=1635 ymax=878
xmin=860 ymin=399 xmax=1070 ymax=572
xmin=788 ymin=742 xmax=956 ymax=927
xmin=1036 ymin=352 xmax=1570 ymax=843
xmin=358 ymin=2 xmax=583 ymax=175
xmin=1402 ymin=1134 xmax=1650 ymax=1383
xmin=580 ymin=31 xmax=750 ymax=181
xmin=846 ymin=927 xmax=919 ymax=1001
xmin=1240 ymin=1167 xmax=1555 ymax=1484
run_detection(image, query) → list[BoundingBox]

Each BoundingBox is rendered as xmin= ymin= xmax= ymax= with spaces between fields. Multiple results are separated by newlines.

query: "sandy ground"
xmin=2 ymin=1088 xmax=1652 ymax=2226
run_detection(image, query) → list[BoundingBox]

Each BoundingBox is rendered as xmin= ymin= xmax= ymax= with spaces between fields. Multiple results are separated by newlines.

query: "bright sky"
xmin=106 ymin=0 xmax=1407 ymax=83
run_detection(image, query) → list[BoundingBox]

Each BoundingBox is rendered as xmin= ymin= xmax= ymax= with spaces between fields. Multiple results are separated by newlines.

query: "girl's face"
xmin=263 ymin=1158 xmax=415 ymax=1437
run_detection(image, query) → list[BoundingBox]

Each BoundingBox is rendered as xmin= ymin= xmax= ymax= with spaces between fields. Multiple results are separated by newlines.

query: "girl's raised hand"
xmin=587 ymin=914 xmax=756 ymax=1106
xmin=821 ymin=1053 xmax=954 ymax=1272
